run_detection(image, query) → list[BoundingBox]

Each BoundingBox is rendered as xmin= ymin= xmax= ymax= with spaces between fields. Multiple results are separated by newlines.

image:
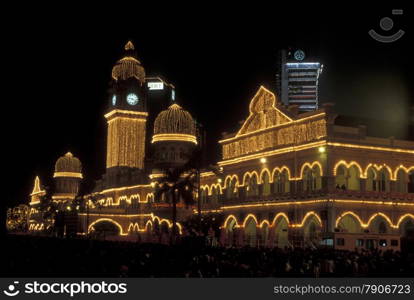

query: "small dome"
xmin=54 ymin=152 xmax=82 ymax=174
xmin=111 ymin=41 xmax=145 ymax=83
xmin=152 ymin=104 xmax=197 ymax=144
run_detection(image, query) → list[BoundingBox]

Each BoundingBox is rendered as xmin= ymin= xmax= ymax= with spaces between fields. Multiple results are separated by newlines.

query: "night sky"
xmin=4 ymin=4 xmax=412 ymax=208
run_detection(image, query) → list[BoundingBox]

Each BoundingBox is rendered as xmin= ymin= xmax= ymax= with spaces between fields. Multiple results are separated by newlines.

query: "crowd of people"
xmin=2 ymin=234 xmax=414 ymax=277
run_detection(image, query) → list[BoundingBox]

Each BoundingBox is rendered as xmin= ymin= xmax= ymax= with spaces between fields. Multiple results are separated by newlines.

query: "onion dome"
xmin=111 ymin=41 xmax=146 ymax=83
xmin=152 ymin=104 xmax=197 ymax=144
xmin=53 ymin=152 xmax=83 ymax=178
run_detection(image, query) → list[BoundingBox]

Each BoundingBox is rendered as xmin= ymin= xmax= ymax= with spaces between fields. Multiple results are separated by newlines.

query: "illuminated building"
xmin=21 ymin=41 xmax=414 ymax=251
xmin=276 ymin=49 xmax=323 ymax=112
xmin=53 ymin=152 xmax=83 ymax=202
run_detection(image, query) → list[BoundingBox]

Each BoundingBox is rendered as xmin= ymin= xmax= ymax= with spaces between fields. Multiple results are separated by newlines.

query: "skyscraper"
xmin=276 ymin=49 xmax=323 ymax=112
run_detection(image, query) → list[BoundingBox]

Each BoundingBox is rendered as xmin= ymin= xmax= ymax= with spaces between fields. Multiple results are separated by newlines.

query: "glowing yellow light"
xmin=104 ymin=109 xmax=148 ymax=119
xmin=217 ymin=178 xmax=222 ymax=183
xmin=88 ymin=218 xmax=128 ymax=236
xmin=53 ymin=172 xmax=83 ymax=179
xmin=151 ymin=133 xmax=197 ymax=145
xmin=218 ymin=140 xmax=326 ymax=166
xmin=270 ymin=213 xmax=290 ymax=227
xmin=221 ymin=199 xmax=327 ymax=210
xmin=200 ymin=171 xmax=215 ymax=178
xmin=106 ymin=111 xmax=147 ymax=169
xmin=335 ymin=211 xmax=403 ymax=229
xmin=30 ymin=176 xmax=45 ymax=205
xmin=260 ymin=157 xmax=267 ymax=164
xmin=290 ymin=211 xmax=322 ymax=228
xmin=242 ymin=214 xmax=259 ymax=227
xmin=333 ymin=160 xmax=364 ymax=177
xmin=393 ymin=165 xmax=414 ymax=181
xmin=327 ymin=142 xmax=414 ymax=154
xmin=241 ymin=171 xmax=259 ymax=186
xmin=99 ymin=184 xmax=151 ymax=194
xmin=222 ymin=215 xmax=239 ymax=229
xmin=396 ymin=214 xmax=414 ymax=228
xmin=318 ymin=146 xmax=326 ymax=153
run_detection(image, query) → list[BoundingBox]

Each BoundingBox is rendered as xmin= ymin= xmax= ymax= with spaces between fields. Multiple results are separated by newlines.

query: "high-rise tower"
xmin=105 ymin=41 xmax=148 ymax=186
xmin=276 ymin=49 xmax=323 ymax=112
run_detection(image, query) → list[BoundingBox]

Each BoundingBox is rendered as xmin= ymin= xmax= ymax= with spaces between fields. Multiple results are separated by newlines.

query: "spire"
xmin=30 ymin=176 xmax=45 ymax=197
xmin=124 ymin=41 xmax=135 ymax=51
xmin=169 ymin=103 xmax=182 ymax=110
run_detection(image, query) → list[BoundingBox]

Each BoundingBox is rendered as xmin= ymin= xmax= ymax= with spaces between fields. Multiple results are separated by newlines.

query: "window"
xmin=336 ymin=238 xmax=345 ymax=246
xmin=356 ymin=239 xmax=364 ymax=247
xmin=391 ymin=239 xmax=399 ymax=246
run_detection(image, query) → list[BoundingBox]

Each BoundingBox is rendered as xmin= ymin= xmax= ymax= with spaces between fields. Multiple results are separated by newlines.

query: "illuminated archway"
xmin=301 ymin=212 xmax=322 ymax=243
xmin=261 ymin=170 xmax=271 ymax=196
xmin=88 ymin=218 xmax=125 ymax=236
xmin=337 ymin=213 xmax=362 ymax=233
xmin=224 ymin=215 xmax=238 ymax=246
xmin=273 ymin=169 xmax=290 ymax=193
xmin=302 ymin=163 xmax=322 ymax=191
xmin=244 ymin=216 xmax=257 ymax=247
xmin=273 ymin=214 xmax=289 ymax=248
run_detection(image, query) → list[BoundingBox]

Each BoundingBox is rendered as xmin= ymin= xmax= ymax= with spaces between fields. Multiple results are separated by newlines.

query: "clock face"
xmin=112 ymin=95 xmax=117 ymax=106
xmin=126 ymin=93 xmax=139 ymax=105
xmin=294 ymin=50 xmax=305 ymax=61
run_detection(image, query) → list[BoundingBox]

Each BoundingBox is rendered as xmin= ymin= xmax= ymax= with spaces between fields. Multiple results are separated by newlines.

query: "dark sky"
xmin=3 ymin=3 xmax=412 ymax=207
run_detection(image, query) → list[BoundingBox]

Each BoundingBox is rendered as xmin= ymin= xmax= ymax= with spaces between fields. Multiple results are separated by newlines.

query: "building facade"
xmin=24 ymin=42 xmax=414 ymax=251
xmin=276 ymin=49 xmax=323 ymax=112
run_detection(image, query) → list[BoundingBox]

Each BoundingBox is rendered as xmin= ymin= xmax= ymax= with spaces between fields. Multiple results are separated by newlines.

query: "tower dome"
xmin=54 ymin=152 xmax=82 ymax=178
xmin=152 ymin=104 xmax=197 ymax=144
xmin=111 ymin=41 xmax=146 ymax=83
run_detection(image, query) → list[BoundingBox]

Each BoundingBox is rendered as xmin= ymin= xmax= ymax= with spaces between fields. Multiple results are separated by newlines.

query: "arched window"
xmin=378 ymin=169 xmax=390 ymax=192
xmin=396 ymin=169 xmax=407 ymax=193
xmin=273 ymin=170 xmax=290 ymax=193
xmin=262 ymin=172 xmax=271 ymax=196
xmin=366 ymin=168 xmax=377 ymax=191
xmin=348 ymin=165 xmax=360 ymax=190
xmin=246 ymin=174 xmax=258 ymax=197
xmin=225 ymin=177 xmax=238 ymax=200
xmin=303 ymin=166 xmax=321 ymax=192
xmin=335 ymin=165 xmax=347 ymax=188
xmin=210 ymin=186 xmax=219 ymax=204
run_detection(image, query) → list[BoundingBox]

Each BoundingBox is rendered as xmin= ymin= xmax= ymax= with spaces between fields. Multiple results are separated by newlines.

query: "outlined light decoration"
xmin=111 ymin=41 xmax=146 ymax=83
xmin=106 ymin=110 xmax=147 ymax=169
xmin=152 ymin=103 xmax=197 ymax=144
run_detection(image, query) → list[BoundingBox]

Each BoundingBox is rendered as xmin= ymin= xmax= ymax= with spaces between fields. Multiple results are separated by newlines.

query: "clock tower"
xmin=104 ymin=41 xmax=148 ymax=186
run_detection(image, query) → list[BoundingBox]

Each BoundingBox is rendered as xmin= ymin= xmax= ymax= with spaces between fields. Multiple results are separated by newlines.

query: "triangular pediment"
xmin=237 ymin=86 xmax=293 ymax=136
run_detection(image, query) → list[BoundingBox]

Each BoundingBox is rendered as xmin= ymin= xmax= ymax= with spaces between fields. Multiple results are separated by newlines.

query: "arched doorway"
xmin=273 ymin=217 xmax=289 ymax=248
xmin=303 ymin=215 xmax=321 ymax=245
xmin=369 ymin=216 xmax=390 ymax=234
xmin=89 ymin=220 xmax=121 ymax=239
xmin=225 ymin=218 xmax=237 ymax=246
xmin=337 ymin=214 xmax=362 ymax=233
xmin=244 ymin=218 xmax=257 ymax=247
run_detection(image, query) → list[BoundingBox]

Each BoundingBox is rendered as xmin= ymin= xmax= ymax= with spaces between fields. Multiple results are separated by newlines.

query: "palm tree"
xmin=154 ymin=150 xmax=202 ymax=244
